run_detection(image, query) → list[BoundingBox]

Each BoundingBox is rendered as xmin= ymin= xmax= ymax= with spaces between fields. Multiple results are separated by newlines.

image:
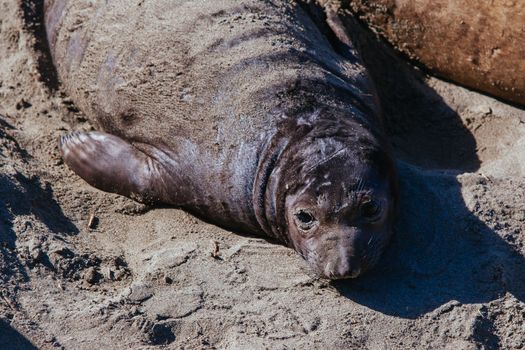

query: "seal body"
xmin=324 ymin=0 xmax=525 ymax=105
xmin=45 ymin=0 xmax=398 ymax=279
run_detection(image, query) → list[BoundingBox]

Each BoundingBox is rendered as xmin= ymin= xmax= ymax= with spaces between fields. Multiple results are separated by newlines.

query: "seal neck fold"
xmin=252 ymin=133 xmax=291 ymax=245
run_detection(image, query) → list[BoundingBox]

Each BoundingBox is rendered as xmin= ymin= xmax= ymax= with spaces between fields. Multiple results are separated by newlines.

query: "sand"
xmin=1 ymin=0 xmax=524 ymax=349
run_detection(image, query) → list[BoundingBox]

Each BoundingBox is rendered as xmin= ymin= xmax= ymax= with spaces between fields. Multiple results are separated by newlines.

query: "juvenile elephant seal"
xmin=45 ymin=0 xmax=398 ymax=279
xmin=323 ymin=0 xmax=525 ymax=105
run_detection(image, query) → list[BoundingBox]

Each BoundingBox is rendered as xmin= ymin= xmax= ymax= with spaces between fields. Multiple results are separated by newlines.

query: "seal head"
xmin=256 ymin=112 xmax=397 ymax=279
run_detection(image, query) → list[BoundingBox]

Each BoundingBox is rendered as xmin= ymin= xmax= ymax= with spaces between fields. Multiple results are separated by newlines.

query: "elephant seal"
xmin=321 ymin=0 xmax=525 ymax=106
xmin=45 ymin=0 xmax=398 ymax=279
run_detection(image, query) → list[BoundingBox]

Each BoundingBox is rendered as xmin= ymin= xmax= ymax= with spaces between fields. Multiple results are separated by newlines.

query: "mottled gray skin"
xmin=45 ymin=0 xmax=398 ymax=279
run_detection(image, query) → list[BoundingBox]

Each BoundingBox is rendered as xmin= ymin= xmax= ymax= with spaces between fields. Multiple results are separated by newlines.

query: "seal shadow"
xmin=1 ymin=170 xmax=79 ymax=284
xmin=331 ymin=15 xmax=525 ymax=318
xmin=0 ymin=173 xmax=30 ymax=283
xmin=21 ymin=0 xmax=60 ymax=92
xmin=7 ymin=172 xmax=79 ymax=235
xmin=0 ymin=319 xmax=38 ymax=350
xmin=0 ymin=125 xmax=79 ymax=278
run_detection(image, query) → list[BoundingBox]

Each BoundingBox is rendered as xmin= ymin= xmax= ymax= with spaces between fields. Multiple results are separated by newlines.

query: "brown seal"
xmin=321 ymin=0 xmax=525 ymax=105
xmin=45 ymin=0 xmax=398 ymax=279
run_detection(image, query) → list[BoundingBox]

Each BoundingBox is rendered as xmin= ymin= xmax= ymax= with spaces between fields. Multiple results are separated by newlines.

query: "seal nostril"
xmin=338 ymin=266 xmax=349 ymax=278
xmin=334 ymin=257 xmax=362 ymax=279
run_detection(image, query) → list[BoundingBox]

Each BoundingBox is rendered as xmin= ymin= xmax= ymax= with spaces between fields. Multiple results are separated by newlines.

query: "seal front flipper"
xmin=59 ymin=131 xmax=172 ymax=204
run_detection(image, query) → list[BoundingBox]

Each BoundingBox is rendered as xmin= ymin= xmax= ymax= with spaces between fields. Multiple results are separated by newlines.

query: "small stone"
xmin=209 ymin=240 xmax=220 ymax=259
xmin=87 ymin=213 xmax=98 ymax=229
xmin=145 ymin=287 xmax=203 ymax=320
xmin=146 ymin=242 xmax=197 ymax=276
xmin=44 ymin=334 xmax=56 ymax=343
xmin=113 ymin=269 xmax=127 ymax=281
xmin=127 ymin=283 xmax=154 ymax=303
xmin=470 ymin=104 xmax=492 ymax=116
xmin=82 ymin=267 xmax=98 ymax=285
xmin=103 ymin=267 xmax=115 ymax=281
xmin=29 ymin=247 xmax=44 ymax=262
xmin=15 ymin=99 xmax=32 ymax=110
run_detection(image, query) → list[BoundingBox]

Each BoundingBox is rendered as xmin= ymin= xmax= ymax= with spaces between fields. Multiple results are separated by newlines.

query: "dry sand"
xmin=1 ymin=1 xmax=524 ymax=349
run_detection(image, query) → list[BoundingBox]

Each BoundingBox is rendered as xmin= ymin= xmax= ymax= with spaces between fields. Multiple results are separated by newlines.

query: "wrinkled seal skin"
xmin=322 ymin=0 xmax=525 ymax=106
xmin=45 ymin=0 xmax=398 ymax=279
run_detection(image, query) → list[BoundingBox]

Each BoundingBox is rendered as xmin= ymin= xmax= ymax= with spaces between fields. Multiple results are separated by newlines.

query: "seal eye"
xmin=361 ymin=200 xmax=382 ymax=221
xmin=294 ymin=210 xmax=316 ymax=230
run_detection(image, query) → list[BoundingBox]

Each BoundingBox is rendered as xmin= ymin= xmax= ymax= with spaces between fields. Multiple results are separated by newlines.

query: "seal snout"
xmin=323 ymin=256 xmax=362 ymax=280
xmin=318 ymin=229 xmax=365 ymax=279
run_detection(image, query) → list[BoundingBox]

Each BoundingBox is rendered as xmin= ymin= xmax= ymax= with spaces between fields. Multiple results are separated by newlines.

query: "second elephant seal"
xmin=327 ymin=0 xmax=525 ymax=106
